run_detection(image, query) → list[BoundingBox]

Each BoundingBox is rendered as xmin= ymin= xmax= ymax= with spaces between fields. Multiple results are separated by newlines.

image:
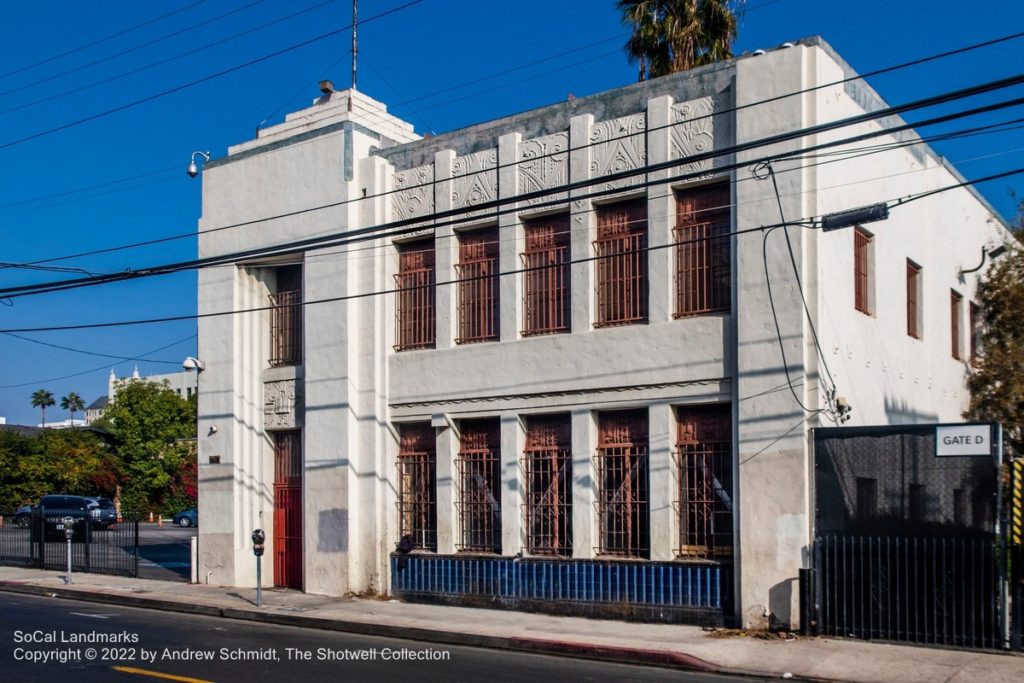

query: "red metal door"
xmin=273 ymin=431 xmax=303 ymax=589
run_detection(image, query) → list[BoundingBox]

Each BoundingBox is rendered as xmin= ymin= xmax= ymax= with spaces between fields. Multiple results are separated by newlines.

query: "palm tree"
xmin=618 ymin=0 xmax=739 ymax=80
xmin=61 ymin=392 xmax=86 ymax=427
xmin=31 ymin=389 xmax=56 ymax=427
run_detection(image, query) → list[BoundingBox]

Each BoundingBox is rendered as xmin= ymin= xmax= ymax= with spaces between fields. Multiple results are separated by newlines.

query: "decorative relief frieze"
xmin=589 ymin=114 xmax=646 ymax=191
xmin=264 ymin=379 xmax=302 ymax=430
xmin=451 ymin=149 xmax=498 ymax=213
xmin=392 ymin=164 xmax=434 ymax=223
xmin=519 ymin=132 xmax=568 ymax=207
xmin=670 ymin=94 xmax=730 ymax=172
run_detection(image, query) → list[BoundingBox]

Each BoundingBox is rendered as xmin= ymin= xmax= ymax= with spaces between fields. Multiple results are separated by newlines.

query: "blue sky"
xmin=1 ymin=0 xmax=1022 ymax=425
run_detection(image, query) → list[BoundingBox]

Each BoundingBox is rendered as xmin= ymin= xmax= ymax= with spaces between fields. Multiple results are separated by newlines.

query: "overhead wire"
xmin=3 ymin=73 xmax=1023 ymax=299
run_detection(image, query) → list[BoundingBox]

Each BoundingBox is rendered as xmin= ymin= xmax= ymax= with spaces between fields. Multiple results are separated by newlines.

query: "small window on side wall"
xmin=853 ymin=228 xmax=873 ymax=315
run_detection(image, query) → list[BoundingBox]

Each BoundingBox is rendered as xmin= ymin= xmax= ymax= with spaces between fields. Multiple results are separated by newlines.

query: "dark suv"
xmin=32 ymin=495 xmax=93 ymax=541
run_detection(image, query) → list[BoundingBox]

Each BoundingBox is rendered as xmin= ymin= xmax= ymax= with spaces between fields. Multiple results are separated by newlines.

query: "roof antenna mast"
xmin=350 ymin=0 xmax=358 ymax=109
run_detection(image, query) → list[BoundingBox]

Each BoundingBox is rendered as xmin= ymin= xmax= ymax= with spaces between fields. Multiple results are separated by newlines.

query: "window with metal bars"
xmin=594 ymin=200 xmax=648 ymax=327
xmin=906 ymin=260 xmax=922 ymax=339
xmin=269 ymin=264 xmax=302 ymax=366
xmin=456 ymin=228 xmax=499 ymax=343
xmin=523 ymin=415 xmax=572 ymax=556
xmin=853 ymin=228 xmax=872 ymax=315
xmin=397 ymin=423 xmax=437 ymax=551
xmin=675 ymin=184 xmax=730 ymax=317
xmin=521 ymin=215 xmax=571 ymax=336
xmin=596 ymin=410 xmax=649 ymax=558
xmin=675 ymin=404 xmax=732 ymax=559
xmin=394 ymin=240 xmax=436 ymax=351
xmin=951 ymin=290 xmax=963 ymax=360
xmin=970 ymin=301 xmax=981 ymax=364
xmin=456 ymin=419 xmax=501 ymax=553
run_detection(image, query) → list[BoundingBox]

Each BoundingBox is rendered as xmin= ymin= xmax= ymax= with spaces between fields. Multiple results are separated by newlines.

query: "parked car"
xmin=32 ymin=495 xmax=92 ymax=541
xmin=12 ymin=504 xmax=32 ymax=528
xmin=84 ymin=496 xmax=117 ymax=529
xmin=173 ymin=508 xmax=198 ymax=528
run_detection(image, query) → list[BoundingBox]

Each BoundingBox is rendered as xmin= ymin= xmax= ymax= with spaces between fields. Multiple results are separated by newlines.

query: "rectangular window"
xmin=594 ymin=200 xmax=648 ymax=327
xmin=970 ymin=302 xmax=982 ymax=363
xmin=456 ymin=419 xmax=501 ymax=553
xmin=675 ymin=183 xmax=730 ymax=317
xmin=523 ymin=415 xmax=572 ymax=556
xmin=596 ymin=410 xmax=649 ymax=558
xmin=676 ymin=404 xmax=732 ymax=559
xmin=906 ymin=260 xmax=921 ymax=339
xmin=397 ymin=423 xmax=437 ymax=551
xmin=456 ymin=228 xmax=499 ymax=343
xmin=394 ymin=240 xmax=436 ymax=351
xmin=521 ymin=215 xmax=571 ymax=336
xmin=908 ymin=483 xmax=926 ymax=522
xmin=853 ymin=229 xmax=872 ymax=315
xmin=951 ymin=290 xmax=963 ymax=360
xmin=269 ymin=264 xmax=302 ymax=366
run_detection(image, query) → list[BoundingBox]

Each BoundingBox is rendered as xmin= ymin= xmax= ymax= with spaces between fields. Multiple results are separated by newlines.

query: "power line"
xmin=3 ymin=75 xmax=1022 ymax=299
xmin=0 ymin=331 xmax=182 ymax=364
xmin=0 ymin=0 xmax=423 ymax=152
xmin=0 ymin=0 xmax=208 ymax=82
xmin=0 ymin=0 xmax=339 ymax=118
xmin=1 ymin=166 xmax=1020 ymax=335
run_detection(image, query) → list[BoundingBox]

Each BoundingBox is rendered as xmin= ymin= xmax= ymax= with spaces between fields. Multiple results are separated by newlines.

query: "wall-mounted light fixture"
xmin=187 ymin=151 xmax=211 ymax=178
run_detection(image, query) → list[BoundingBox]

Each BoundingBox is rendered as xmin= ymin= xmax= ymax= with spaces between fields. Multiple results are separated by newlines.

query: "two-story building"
xmin=195 ymin=37 xmax=1011 ymax=627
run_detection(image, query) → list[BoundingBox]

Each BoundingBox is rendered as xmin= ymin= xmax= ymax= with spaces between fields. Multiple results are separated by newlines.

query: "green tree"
xmin=60 ymin=392 xmax=86 ymax=426
xmin=95 ymin=380 xmax=196 ymax=515
xmin=30 ymin=388 xmax=55 ymax=427
xmin=618 ymin=0 xmax=739 ymax=80
xmin=0 ymin=428 xmax=114 ymax=507
xmin=965 ymin=199 xmax=1024 ymax=457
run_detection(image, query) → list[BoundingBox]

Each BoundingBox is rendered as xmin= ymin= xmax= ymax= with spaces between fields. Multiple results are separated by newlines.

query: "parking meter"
xmin=62 ymin=516 xmax=75 ymax=584
xmin=252 ymin=529 xmax=265 ymax=607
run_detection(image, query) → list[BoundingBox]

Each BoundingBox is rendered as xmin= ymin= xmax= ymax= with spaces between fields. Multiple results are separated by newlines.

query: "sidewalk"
xmin=0 ymin=566 xmax=1019 ymax=682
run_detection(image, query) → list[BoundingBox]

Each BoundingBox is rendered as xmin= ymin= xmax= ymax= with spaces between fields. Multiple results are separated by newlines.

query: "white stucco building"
xmin=195 ymin=37 xmax=1011 ymax=627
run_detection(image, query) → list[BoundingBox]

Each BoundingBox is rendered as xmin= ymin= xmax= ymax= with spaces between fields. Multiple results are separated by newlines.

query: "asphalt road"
xmin=0 ymin=592 xmax=771 ymax=683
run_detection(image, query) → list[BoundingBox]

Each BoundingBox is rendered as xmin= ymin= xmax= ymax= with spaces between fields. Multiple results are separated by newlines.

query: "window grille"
xmin=394 ymin=241 xmax=436 ymax=351
xmin=675 ymin=404 xmax=732 ymax=559
xmin=854 ymin=229 xmax=872 ymax=314
xmin=455 ymin=228 xmax=499 ymax=343
xmin=269 ymin=265 xmax=302 ymax=366
xmin=273 ymin=430 xmax=302 ymax=484
xmin=594 ymin=200 xmax=648 ymax=327
xmin=906 ymin=261 xmax=921 ymax=339
xmin=523 ymin=415 xmax=572 ymax=556
xmin=675 ymin=184 xmax=730 ymax=317
xmin=456 ymin=419 xmax=501 ymax=552
xmin=951 ymin=290 xmax=963 ymax=360
xmin=970 ymin=301 xmax=981 ymax=363
xmin=596 ymin=410 xmax=649 ymax=558
xmin=397 ymin=423 xmax=437 ymax=551
xmin=521 ymin=215 xmax=570 ymax=336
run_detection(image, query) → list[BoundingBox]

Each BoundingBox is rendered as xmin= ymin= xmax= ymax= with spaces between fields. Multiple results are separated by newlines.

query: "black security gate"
xmin=808 ymin=424 xmax=1009 ymax=650
xmin=0 ymin=507 xmax=139 ymax=577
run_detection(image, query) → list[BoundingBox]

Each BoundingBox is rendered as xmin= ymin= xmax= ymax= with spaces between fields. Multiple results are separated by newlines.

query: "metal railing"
xmin=521 ymin=245 xmax=570 ymax=336
xmin=813 ymin=534 xmax=1002 ymax=649
xmin=456 ymin=421 xmax=502 ymax=552
xmin=0 ymin=508 xmax=139 ymax=577
xmin=456 ymin=230 xmax=499 ymax=344
xmin=397 ymin=424 xmax=437 ymax=551
xmin=523 ymin=416 xmax=572 ymax=556
xmin=595 ymin=445 xmax=649 ymax=558
xmin=594 ymin=232 xmax=648 ymax=327
xmin=269 ymin=289 xmax=302 ymax=366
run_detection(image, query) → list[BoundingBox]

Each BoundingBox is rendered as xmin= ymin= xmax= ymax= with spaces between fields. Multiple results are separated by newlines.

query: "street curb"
xmin=0 ymin=580 xmax=745 ymax=676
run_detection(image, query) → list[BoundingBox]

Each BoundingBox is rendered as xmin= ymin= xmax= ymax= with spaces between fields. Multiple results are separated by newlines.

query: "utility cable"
xmin=0 ymin=0 xmax=423 ymax=152
xmin=3 ymin=80 xmax=1022 ymax=299
xmin=0 ymin=331 xmax=183 ymax=365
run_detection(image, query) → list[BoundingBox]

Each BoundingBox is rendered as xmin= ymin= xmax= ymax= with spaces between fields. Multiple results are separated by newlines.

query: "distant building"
xmin=84 ymin=367 xmax=198 ymax=424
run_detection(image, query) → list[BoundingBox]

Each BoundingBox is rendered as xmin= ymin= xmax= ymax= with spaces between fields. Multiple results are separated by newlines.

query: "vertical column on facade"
xmin=569 ymin=113 xmax=594 ymax=330
xmin=571 ymin=408 xmax=596 ymax=558
xmin=648 ymin=402 xmax=675 ymax=561
xmin=646 ymin=95 xmax=675 ymax=323
xmin=498 ymin=132 xmax=521 ymax=342
xmin=500 ymin=414 xmax=524 ymax=555
xmin=434 ymin=150 xmax=456 ymax=349
xmin=434 ymin=420 xmax=458 ymax=555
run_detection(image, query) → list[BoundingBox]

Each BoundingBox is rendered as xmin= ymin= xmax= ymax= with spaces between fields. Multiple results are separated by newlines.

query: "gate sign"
xmin=935 ymin=424 xmax=992 ymax=457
